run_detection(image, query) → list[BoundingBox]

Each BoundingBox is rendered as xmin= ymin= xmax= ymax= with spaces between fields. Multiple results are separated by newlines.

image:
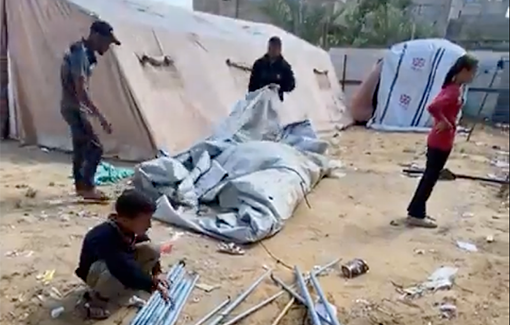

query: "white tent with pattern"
xmin=368 ymin=39 xmax=466 ymax=132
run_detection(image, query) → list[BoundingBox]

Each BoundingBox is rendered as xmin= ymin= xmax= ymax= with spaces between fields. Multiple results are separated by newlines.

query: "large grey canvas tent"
xmin=0 ymin=0 xmax=351 ymax=160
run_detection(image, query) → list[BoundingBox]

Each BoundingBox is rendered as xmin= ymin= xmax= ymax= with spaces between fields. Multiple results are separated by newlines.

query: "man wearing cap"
xmin=248 ymin=36 xmax=296 ymax=101
xmin=60 ymin=20 xmax=121 ymax=201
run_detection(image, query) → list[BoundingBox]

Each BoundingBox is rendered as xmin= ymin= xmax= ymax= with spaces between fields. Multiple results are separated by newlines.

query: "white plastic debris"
xmin=50 ymin=306 xmax=65 ymax=318
xmin=491 ymin=159 xmax=509 ymax=169
xmin=461 ymin=212 xmax=474 ymax=219
xmin=217 ymin=243 xmax=245 ymax=256
xmin=327 ymin=160 xmax=346 ymax=179
xmin=196 ymin=283 xmax=221 ymax=293
xmin=128 ymin=295 xmax=146 ymax=308
xmin=424 ymin=267 xmax=458 ymax=291
xmin=4 ymin=250 xmax=34 ymax=258
xmin=440 ymin=303 xmax=457 ymax=319
xmin=403 ymin=266 xmax=459 ymax=298
xmin=169 ymin=231 xmax=184 ymax=242
xmin=456 ymin=241 xmax=478 ymax=252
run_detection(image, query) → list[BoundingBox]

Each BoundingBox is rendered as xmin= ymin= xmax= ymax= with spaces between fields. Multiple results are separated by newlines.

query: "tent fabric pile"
xmin=133 ymin=87 xmax=333 ymax=244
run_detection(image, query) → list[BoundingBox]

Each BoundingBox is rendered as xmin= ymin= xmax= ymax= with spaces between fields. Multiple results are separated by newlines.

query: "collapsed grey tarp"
xmin=133 ymin=87 xmax=332 ymax=243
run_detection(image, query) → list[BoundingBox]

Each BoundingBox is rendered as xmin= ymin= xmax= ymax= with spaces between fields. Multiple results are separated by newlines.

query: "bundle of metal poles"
xmin=189 ymin=258 xmax=341 ymax=325
xmin=130 ymin=261 xmax=199 ymax=325
xmin=294 ymin=267 xmax=343 ymax=325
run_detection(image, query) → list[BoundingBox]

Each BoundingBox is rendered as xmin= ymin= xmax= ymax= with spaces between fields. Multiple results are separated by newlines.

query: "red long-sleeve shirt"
xmin=427 ymin=84 xmax=462 ymax=151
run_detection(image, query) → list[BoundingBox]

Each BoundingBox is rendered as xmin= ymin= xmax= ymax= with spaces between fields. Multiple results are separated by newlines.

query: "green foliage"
xmin=259 ymin=0 xmax=439 ymax=48
xmin=259 ymin=0 xmax=343 ymax=46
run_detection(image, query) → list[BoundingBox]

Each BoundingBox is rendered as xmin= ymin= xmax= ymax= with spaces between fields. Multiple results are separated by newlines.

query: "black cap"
xmin=115 ymin=189 xmax=156 ymax=219
xmin=268 ymin=36 xmax=282 ymax=46
xmin=90 ymin=20 xmax=121 ymax=46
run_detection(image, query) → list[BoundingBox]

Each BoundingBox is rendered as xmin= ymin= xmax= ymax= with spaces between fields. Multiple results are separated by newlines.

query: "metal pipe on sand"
xmin=153 ymin=276 xmax=188 ymax=324
xmin=139 ymin=267 xmax=186 ymax=324
xmin=192 ymin=298 xmax=231 ymax=325
xmin=219 ymin=258 xmax=340 ymax=325
xmin=207 ymin=269 xmax=272 ymax=325
xmin=164 ymin=273 xmax=200 ymax=325
xmin=221 ymin=290 xmax=284 ymax=325
xmin=310 ymin=272 xmax=342 ymax=325
xmin=270 ymin=274 xmax=333 ymax=325
xmin=295 ymin=266 xmax=321 ymax=325
xmin=131 ymin=262 xmax=184 ymax=325
xmin=131 ymin=263 xmax=179 ymax=323
xmin=270 ymin=274 xmax=305 ymax=304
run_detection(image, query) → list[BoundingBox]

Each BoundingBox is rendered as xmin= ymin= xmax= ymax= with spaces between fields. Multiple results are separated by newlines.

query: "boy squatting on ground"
xmin=75 ymin=189 xmax=170 ymax=320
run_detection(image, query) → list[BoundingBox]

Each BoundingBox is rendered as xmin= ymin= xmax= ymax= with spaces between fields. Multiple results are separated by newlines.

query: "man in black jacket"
xmin=248 ymin=36 xmax=296 ymax=101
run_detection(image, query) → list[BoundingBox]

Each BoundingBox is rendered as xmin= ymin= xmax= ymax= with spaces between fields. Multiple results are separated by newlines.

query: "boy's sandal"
xmin=84 ymin=303 xmax=111 ymax=320
xmin=80 ymin=291 xmax=111 ymax=320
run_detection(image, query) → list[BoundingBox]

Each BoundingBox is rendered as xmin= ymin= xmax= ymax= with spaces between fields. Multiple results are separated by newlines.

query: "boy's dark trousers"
xmin=86 ymin=242 xmax=159 ymax=300
xmin=407 ymin=147 xmax=451 ymax=219
xmin=61 ymin=108 xmax=103 ymax=189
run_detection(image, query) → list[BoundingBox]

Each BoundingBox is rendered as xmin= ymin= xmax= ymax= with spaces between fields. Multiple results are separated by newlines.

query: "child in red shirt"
xmin=407 ymin=55 xmax=478 ymax=228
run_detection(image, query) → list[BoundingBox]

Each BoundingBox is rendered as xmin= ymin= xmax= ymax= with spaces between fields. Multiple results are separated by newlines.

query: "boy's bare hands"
xmin=153 ymin=274 xmax=170 ymax=301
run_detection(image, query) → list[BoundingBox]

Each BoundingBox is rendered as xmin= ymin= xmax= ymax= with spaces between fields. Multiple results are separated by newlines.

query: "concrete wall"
xmin=446 ymin=0 xmax=510 ymax=50
xmin=449 ymin=0 xmax=509 ymax=18
xmin=193 ymin=0 xmax=337 ymax=22
xmin=193 ymin=0 xmax=509 ymax=50
xmin=193 ymin=0 xmax=271 ymax=22
xmin=409 ymin=0 xmax=453 ymax=35
xmin=494 ymin=62 xmax=509 ymax=123
xmin=193 ymin=0 xmax=452 ymax=34
xmin=464 ymin=51 xmax=508 ymax=119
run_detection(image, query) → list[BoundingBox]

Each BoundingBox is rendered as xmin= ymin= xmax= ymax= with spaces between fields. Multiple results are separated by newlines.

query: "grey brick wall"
xmin=193 ymin=0 xmax=346 ymax=22
xmin=446 ymin=0 xmax=509 ymax=50
xmin=409 ymin=0 xmax=453 ymax=35
xmin=450 ymin=0 xmax=509 ymax=18
xmin=193 ymin=0 xmax=509 ymax=42
xmin=193 ymin=0 xmax=271 ymax=22
xmin=193 ymin=0 xmax=455 ymax=34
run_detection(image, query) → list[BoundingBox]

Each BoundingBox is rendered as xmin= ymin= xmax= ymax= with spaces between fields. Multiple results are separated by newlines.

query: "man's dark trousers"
xmin=61 ymin=109 xmax=103 ymax=189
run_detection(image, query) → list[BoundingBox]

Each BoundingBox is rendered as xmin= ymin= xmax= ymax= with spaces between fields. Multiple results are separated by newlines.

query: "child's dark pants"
xmin=407 ymin=147 xmax=451 ymax=219
xmin=86 ymin=243 xmax=160 ymax=300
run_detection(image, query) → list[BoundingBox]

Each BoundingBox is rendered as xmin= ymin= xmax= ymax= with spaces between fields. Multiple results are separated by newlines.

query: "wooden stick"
xmin=403 ymin=168 xmax=509 ymax=185
xmin=341 ymin=54 xmax=347 ymax=91
xmin=271 ymin=298 xmax=295 ymax=325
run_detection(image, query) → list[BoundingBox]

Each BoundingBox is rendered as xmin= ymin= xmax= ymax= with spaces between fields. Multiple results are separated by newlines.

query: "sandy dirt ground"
xmin=0 ymin=126 xmax=508 ymax=325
